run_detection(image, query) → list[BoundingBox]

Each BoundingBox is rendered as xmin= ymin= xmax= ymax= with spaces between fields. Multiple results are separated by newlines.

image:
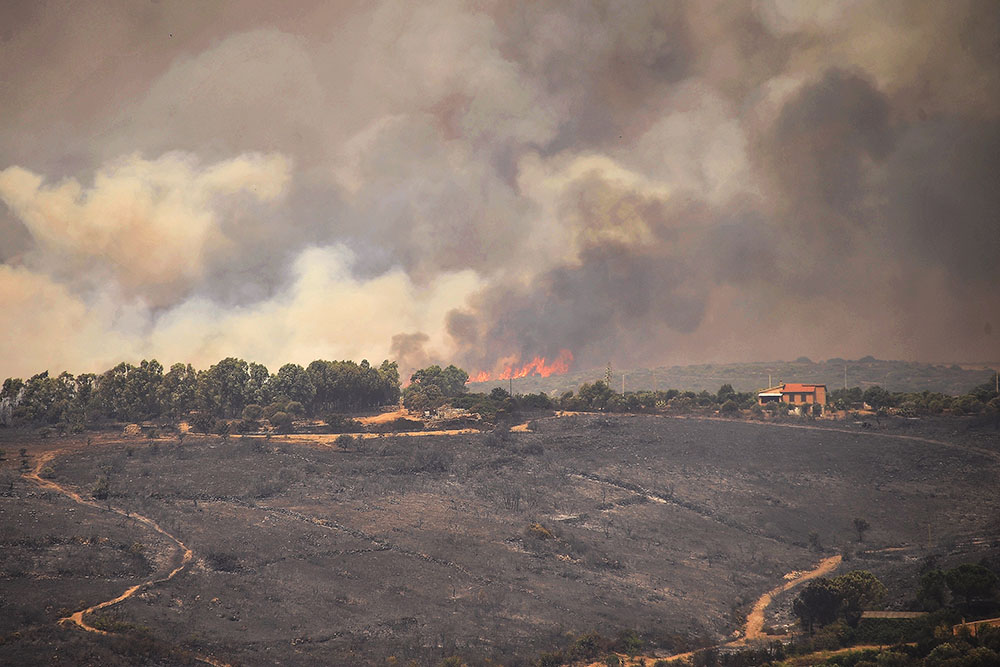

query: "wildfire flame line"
xmin=467 ymin=349 xmax=574 ymax=383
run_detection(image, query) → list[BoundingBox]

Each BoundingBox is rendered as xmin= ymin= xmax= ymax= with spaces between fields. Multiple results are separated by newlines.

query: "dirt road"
xmin=588 ymin=554 xmax=842 ymax=666
xmin=22 ymin=449 xmax=228 ymax=666
xmin=742 ymin=555 xmax=841 ymax=641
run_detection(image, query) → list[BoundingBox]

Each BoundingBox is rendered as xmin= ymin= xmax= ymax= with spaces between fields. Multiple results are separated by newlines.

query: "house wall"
xmin=779 ymin=387 xmax=827 ymax=405
xmin=814 ymin=386 xmax=827 ymax=405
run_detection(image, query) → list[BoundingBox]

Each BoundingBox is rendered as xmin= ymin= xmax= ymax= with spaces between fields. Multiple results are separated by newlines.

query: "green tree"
xmin=409 ymin=364 xmax=469 ymax=397
xmin=247 ymin=362 xmax=272 ymax=406
xmin=307 ymin=359 xmax=399 ymax=412
xmin=946 ymin=563 xmax=999 ymax=609
xmin=863 ymin=386 xmax=893 ymax=411
xmin=269 ymin=363 xmax=316 ymax=407
xmin=717 ymin=383 xmax=736 ymax=403
xmin=69 ymin=373 xmax=98 ymax=424
xmin=96 ymin=363 xmax=131 ymax=419
xmin=159 ymin=363 xmax=198 ymax=419
xmin=792 ymin=579 xmax=841 ymax=633
xmin=832 ymin=570 xmax=886 ymax=625
xmin=917 ymin=569 xmax=949 ymax=611
xmin=120 ymin=359 xmax=164 ymax=421
xmin=197 ymin=358 xmax=252 ymax=418
xmin=269 ymin=411 xmax=293 ymax=433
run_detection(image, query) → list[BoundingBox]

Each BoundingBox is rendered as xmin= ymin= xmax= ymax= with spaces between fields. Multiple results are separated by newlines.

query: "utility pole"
xmin=622 ymin=373 xmax=625 ymax=396
xmin=509 ymin=376 xmax=512 ymax=396
xmin=844 ymin=364 xmax=848 ymax=390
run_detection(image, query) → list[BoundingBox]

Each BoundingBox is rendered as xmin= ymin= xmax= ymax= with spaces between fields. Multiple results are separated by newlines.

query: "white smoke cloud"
xmin=0 ymin=152 xmax=291 ymax=307
xmin=0 ymin=242 xmax=481 ymax=379
xmin=0 ymin=264 xmax=142 ymax=377
xmin=146 ymin=244 xmax=482 ymax=371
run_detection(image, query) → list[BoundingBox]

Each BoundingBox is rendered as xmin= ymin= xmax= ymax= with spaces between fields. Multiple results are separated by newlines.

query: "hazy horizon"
xmin=2 ymin=1 xmax=998 ymax=381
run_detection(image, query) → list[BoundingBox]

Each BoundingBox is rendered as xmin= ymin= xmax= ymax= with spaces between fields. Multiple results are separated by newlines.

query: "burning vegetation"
xmin=468 ymin=349 xmax=574 ymax=383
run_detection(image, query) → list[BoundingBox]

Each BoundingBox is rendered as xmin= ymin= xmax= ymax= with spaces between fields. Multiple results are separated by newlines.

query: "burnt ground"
xmin=1 ymin=414 xmax=998 ymax=665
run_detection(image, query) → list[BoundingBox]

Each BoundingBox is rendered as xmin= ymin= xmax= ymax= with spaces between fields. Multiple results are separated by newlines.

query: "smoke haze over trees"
xmin=1 ymin=1 xmax=998 ymax=381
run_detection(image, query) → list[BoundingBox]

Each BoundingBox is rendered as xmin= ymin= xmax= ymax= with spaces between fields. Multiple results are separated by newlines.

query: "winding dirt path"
xmin=742 ymin=554 xmax=841 ymax=641
xmin=588 ymin=554 xmax=842 ymax=666
xmin=23 ymin=449 xmax=228 ymax=666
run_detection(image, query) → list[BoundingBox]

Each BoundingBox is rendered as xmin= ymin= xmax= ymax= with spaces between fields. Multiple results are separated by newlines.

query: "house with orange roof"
xmin=757 ymin=382 xmax=827 ymax=409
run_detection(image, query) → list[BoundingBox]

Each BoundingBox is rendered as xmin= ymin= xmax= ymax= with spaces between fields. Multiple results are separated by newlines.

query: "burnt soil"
xmin=1 ymin=414 xmax=998 ymax=665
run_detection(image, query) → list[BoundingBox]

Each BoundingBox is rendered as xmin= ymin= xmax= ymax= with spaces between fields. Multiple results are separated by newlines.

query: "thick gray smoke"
xmin=1 ymin=1 xmax=998 ymax=380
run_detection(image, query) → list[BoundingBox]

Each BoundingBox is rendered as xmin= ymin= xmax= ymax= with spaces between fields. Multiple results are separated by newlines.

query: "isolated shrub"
xmin=236 ymin=419 xmax=258 ymax=433
xmin=528 ymin=522 xmax=554 ymax=540
xmin=269 ymin=411 xmax=293 ymax=433
xmin=325 ymin=414 xmax=361 ymax=433
xmin=538 ymin=651 xmax=564 ymax=667
xmin=190 ymin=412 xmax=217 ymax=433
xmin=262 ymin=401 xmax=288 ymax=420
xmin=521 ymin=442 xmax=544 ymax=456
xmin=374 ymin=417 xmax=424 ymax=433
xmin=91 ymin=477 xmax=110 ymax=500
xmin=250 ymin=475 xmax=285 ymax=498
xmin=484 ymin=427 xmax=511 ymax=449
xmin=242 ymin=404 xmax=263 ymax=421
xmin=206 ymin=551 xmax=241 ymax=572
xmin=569 ymin=632 xmax=609 ymax=661
xmin=520 ymin=392 xmax=553 ymax=409
xmin=334 ymin=433 xmax=356 ymax=449
xmin=615 ymin=629 xmax=644 ymax=655
xmin=489 ymin=387 xmax=510 ymax=401
xmin=405 ymin=449 xmax=451 ymax=473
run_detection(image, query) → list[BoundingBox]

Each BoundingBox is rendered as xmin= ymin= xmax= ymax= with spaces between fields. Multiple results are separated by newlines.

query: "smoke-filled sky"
xmin=1 ymin=0 xmax=998 ymax=381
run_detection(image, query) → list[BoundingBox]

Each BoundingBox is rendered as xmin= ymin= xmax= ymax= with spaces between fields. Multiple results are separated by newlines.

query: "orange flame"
xmin=467 ymin=349 xmax=574 ymax=383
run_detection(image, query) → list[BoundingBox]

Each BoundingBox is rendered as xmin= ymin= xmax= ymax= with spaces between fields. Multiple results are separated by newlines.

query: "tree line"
xmin=0 ymin=357 xmax=401 ymax=430
xmin=4 ymin=358 xmax=997 ymax=432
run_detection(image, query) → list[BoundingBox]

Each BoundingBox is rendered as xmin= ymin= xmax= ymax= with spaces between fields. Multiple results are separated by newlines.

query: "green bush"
xmin=325 ymin=414 xmax=361 ymax=433
xmin=189 ymin=412 xmax=217 ymax=433
xmin=269 ymin=411 xmax=293 ymax=433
